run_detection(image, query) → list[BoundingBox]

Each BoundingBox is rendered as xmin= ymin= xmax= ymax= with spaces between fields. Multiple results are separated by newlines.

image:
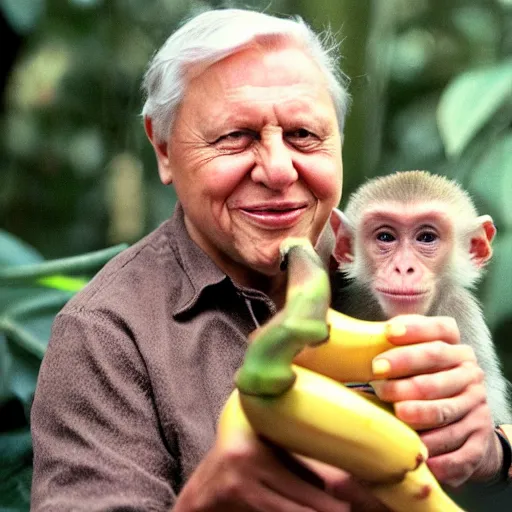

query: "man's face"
xmin=149 ymin=43 xmax=343 ymax=283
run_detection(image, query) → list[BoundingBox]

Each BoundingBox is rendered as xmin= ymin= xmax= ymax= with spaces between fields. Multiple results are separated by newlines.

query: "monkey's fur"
xmin=332 ymin=171 xmax=512 ymax=425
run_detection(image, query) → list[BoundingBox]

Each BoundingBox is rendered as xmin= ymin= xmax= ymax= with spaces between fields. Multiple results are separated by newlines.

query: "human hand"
xmin=304 ymin=458 xmax=392 ymax=512
xmin=370 ymin=314 xmax=502 ymax=488
xmin=174 ymin=404 xmax=355 ymax=512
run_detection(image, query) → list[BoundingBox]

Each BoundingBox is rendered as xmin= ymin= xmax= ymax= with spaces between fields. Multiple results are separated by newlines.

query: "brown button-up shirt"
xmin=31 ymin=203 xmax=278 ymax=511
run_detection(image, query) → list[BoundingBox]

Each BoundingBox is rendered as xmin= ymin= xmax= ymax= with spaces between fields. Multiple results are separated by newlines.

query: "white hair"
xmin=141 ymin=8 xmax=350 ymax=143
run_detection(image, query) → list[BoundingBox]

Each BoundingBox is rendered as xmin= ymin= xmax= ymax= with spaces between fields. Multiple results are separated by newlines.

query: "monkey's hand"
xmin=370 ymin=315 xmax=501 ymax=488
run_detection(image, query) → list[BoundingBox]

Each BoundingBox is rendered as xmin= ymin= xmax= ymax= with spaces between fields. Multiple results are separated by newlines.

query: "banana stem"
xmin=236 ymin=239 xmax=331 ymax=397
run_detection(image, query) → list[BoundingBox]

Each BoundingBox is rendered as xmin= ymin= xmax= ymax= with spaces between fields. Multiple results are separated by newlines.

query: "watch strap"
xmin=495 ymin=425 xmax=512 ymax=483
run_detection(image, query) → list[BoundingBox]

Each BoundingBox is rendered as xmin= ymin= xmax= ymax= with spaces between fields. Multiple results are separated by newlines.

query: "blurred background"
xmin=1 ymin=0 xmax=511 ymax=509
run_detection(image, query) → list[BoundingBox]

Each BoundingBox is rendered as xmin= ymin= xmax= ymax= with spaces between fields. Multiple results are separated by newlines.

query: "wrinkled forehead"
xmin=182 ymin=33 xmax=305 ymax=79
xmin=177 ymin=44 xmax=335 ymax=122
xmin=184 ymin=37 xmax=327 ymax=93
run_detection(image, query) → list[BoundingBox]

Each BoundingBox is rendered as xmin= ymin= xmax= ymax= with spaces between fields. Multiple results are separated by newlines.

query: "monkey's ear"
xmin=470 ymin=215 xmax=496 ymax=267
xmin=330 ymin=208 xmax=355 ymax=265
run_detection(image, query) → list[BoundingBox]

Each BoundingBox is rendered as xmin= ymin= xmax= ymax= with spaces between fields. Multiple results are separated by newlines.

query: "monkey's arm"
xmin=437 ymin=288 xmax=512 ymax=425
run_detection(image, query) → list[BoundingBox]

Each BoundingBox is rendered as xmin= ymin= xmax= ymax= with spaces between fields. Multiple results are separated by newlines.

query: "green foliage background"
xmin=0 ymin=0 xmax=511 ymax=510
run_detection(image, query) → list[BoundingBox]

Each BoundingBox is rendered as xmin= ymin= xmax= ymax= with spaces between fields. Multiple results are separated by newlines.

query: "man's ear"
xmin=144 ymin=117 xmax=173 ymax=185
xmin=470 ymin=215 xmax=496 ymax=267
xmin=330 ymin=208 xmax=355 ymax=266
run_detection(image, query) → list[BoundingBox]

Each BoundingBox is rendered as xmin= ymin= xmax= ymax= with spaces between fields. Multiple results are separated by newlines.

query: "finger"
xmin=269 ymin=443 xmax=326 ymax=489
xmin=328 ymin=477 xmax=392 ymax=511
xmin=426 ymin=423 xmax=493 ymax=487
xmin=385 ymin=315 xmax=460 ymax=346
xmin=371 ymin=359 xmax=483 ymax=401
xmin=218 ymin=438 xmax=350 ymax=512
xmin=393 ymin=383 xmax=487 ymax=430
xmin=371 ymin=342 xmax=477 ymax=380
xmin=301 ymin=458 xmax=391 ymax=511
xmin=244 ymin=483 xmax=350 ymax=512
xmin=418 ymin=397 xmax=491 ymax=455
xmin=263 ymin=456 xmax=351 ymax=512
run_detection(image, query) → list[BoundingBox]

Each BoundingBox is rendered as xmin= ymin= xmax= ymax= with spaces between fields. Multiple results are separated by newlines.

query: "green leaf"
xmin=437 ymin=60 xmax=512 ymax=157
xmin=0 ymin=288 xmax=53 ymax=318
xmin=3 ymin=292 xmax=73 ymax=321
xmin=0 ymin=243 xmax=127 ymax=285
xmin=0 ymin=230 xmax=130 ymax=510
xmin=0 ymin=317 xmax=48 ymax=360
xmin=468 ymin=133 xmax=512 ymax=229
xmin=482 ymin=232 xmax=512 ymax=331
xmin=0 ymin=428 xmax=33 ymax=511
xmin=6 ymin=342 xmax=41 ymax=406
xmin=0 ymin=334 xmax=12 ymax=402
xmin=0 ymin=0 xmax=44 ymax=35
xmin=36 ymin=275 xmax=88 ymax=292
xmin=0 ymin=231 xmax=43 ymax=267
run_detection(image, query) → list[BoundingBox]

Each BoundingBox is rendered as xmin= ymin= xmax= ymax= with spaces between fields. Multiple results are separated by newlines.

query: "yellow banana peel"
xmin=239 ymin=365 xmax=426 ymax=482
xmin=220 ymin=379 xmax=463 ymax=512
xmin=371 ymin=461 xmax=464 ymax=512
xmin=219 ymin=237 xmax=465 ymax=512
xmin=294 ymin=308 xmax=394 ymax=383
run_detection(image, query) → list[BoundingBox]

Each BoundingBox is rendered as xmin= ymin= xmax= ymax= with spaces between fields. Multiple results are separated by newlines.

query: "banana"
xmin=294 ymin=308 xmax=395 ymax=383
xmin=217 ymin=386 xmax=254 ymax=449
xmin=371 ymin=461 xmax=464 ymax=512
xmin=231 ymin=367 xmax=463 ymax=511
xmin=221 ymin=237 xmax=465 ymax=512
xmin=238 ymin=365 xmax=427 ymax=483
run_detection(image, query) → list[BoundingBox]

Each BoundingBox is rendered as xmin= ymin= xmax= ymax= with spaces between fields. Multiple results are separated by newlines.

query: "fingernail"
xmin=372 ymin=358 xmax=391 ymax=376
xmin=386 ymin=321 xmax=407 ymax=337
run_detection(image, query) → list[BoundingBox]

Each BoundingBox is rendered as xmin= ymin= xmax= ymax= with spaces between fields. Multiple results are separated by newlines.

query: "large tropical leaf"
xmin=469 ymin=133 xmax=512 ymax=230
xmin=437 ymin=60 xmax=512 ymax=157
xmin=0 ymin=231 xmax=128 ymax=511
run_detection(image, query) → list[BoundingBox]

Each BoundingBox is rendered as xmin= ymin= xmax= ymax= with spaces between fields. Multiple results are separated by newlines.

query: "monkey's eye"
xmin=376 ymin=232 xmax=395 ymax=243
xmin=417 ymin=231 xmax=437 ymax=243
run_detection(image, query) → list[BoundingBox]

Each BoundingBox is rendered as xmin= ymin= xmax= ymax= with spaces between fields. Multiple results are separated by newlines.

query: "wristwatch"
xmin=494 ymin=425 xmax=512 ymax=485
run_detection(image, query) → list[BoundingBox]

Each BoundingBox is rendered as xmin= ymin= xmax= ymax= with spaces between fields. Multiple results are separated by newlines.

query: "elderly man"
xmin=31 ymin=8 xmax=509 ymax=511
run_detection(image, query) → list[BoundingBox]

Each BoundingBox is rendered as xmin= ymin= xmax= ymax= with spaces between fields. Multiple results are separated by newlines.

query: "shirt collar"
xmin=168 ymin=203 xmax=339 ymax=316
xmin=168 ymin=203 xmax=227 ymax=316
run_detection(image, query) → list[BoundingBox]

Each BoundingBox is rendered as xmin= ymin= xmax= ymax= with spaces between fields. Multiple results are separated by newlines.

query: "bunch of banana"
xmin=220 ymin=237 xmax=464 ymax=512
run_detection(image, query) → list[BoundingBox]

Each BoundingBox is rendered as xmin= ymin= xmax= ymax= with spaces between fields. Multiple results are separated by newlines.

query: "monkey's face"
xmin=358 ymin=202 xmax=454 ymax=317
xmin=152 ymin=43 xmax=343 ymax=285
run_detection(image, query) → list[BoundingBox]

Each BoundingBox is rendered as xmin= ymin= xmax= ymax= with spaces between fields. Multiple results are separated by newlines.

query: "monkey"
xmin=330 ymin=170 xmax=512 ymax=425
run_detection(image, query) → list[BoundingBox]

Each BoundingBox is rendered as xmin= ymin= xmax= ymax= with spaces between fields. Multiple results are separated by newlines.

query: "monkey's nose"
xmin=395 ymin=266 xmax=415 ymax=275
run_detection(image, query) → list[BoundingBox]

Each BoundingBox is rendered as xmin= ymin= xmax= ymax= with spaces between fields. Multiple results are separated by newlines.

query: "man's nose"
xmin=251 ymin=135 xmax=298 ymax=190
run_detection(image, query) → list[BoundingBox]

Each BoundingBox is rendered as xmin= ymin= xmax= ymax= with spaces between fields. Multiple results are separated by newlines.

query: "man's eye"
xmin=289 ymin=128 xmax=313 ymax=139
xmin=218 ymin=131 xmax=251 ymax=142
xmin=224 ymin=131 xmax=247 ymax=140
xmin=286 ymin=129 xmax=320 ymax=150
xmin=215 ymin=131 xmax=254 ymax=150
xmin=376 ymin=232 xmax=395 ymax=243
xmin=417 ymin=231 xmax=437 ymax=243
